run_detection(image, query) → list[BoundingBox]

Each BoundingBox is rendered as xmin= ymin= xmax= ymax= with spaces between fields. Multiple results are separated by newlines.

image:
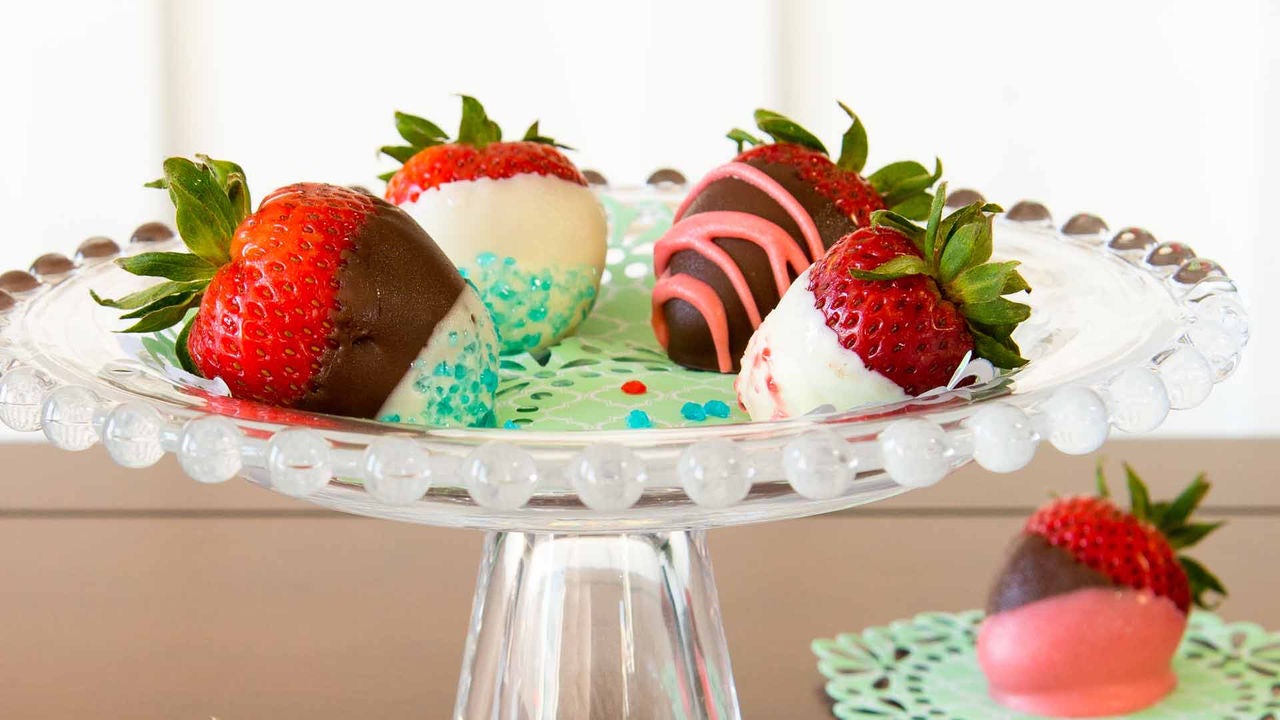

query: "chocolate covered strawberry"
xmin=736 ymin=184 xmax=1030 ymax=420
xmin=95 ymin=155 xmax=499 ymax=427
xmin=381 ymin=96 xmax=606 ymax=356
xmin=979 ymin=465 xmax=1225 ymax=717
xmin=653 ymin=102 xmax=943 ymax=373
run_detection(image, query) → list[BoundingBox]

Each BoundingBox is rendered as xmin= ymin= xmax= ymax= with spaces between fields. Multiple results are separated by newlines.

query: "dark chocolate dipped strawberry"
xmin=94 ymin=155 xmax=499 ymax=427
xmin=978 ymin=465 xmax=1225 ymax=717
xmin=652 ymin=102 xmax=942 ymax=373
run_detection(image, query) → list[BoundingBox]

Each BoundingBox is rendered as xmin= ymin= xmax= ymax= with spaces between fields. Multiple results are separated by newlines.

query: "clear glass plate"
xmin=0 ymin=186 xmax=1242 ymax=530
xmin=0 ymin=183 xmax=1247 ymax=719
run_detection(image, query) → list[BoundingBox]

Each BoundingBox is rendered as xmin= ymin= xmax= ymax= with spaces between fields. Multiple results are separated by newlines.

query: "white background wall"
xmin=2 ymin=0 xmax=1276 ymax=437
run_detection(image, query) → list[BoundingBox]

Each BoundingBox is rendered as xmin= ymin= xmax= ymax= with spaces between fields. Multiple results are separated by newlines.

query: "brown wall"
xmin=0 ymin=440 xmax=1275 ymax=718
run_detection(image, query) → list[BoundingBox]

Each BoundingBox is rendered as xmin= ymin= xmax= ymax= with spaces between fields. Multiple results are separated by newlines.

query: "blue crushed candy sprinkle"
xmin=703 ymin=400 xmax=731 ymax=418
xmin=681 ymin=402 xmax=707 ymax=422
xmin=503 ymin=420 xmax=519 ymax=430
xmin=464 ymin=252 xmax=599 ymax=355
xmin=626 ymin=409 xmax=652 ymax=429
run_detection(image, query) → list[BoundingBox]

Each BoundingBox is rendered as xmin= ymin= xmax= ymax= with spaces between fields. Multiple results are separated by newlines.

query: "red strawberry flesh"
xmin=1025 ymin=496 xmax=1192 ymax=613
xmin=735 ymin=143 xmax=885 ymax=226
xmin=386 ymin=142 xmax=585 ymax=205
xmin=187 ymin=183 xmax=466 ymax=417
xmin=806 ymin=226 xmax=973 ymax=395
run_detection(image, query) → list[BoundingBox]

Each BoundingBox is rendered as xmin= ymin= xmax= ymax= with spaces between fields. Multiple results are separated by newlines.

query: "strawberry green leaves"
xmin=725 ymin=101 xmax=941 ymax=220
xmin=752 ymin=109 xmax=828 ymax=154
xmin=380 ymin=111 xmax=447 ymax=168
xmin=1180 ymin=556 xmax=1227 ymax=609
xmin=382 ymin=98 xmax=573 ymax=179
xmin=866 ymin=210 xmax=925 ymax=249
xmin=197 ymin=155 xmax=251 ymax=223
xmin=521 ymin=121 xmax=573 ymax=150
xmin=1126 ymin=463 xmax=1153 ymax=521
xmin=848 ymin=255 xmax=929 ymax=281
xmin=396 ymin=111 xmax=448 ymax=149
xmin=90 ymin=277 xmax=205 ymax=334
xmin=868 ymin=158 xmax=943 ymax=222
xmin=835 ymin=102 xmax=867 ymax=174
xmin=1159 ymin=473 xmax=1212 ymax=530
xmin=379 ymin=144 xmax=419 ymax=164
xmin=863 ymin=184 xmax=1033 ymax=368
xmin=728 ymin=107 xmax=830 ymax=156
xmin=726 ymin=128 xmax=763 ymax=154
xmin=174 ymin=313 xmax=200 ymax=375
xmin=148 ymin=156 xmax=249 ymax=266
xmin=93 ymin=153 xmax=250 ymax=342
xmin=969 ymin=327 xmax=1028 ymax=369
xmin=90 ymin=279 xmax=207 ymax=312
xmin=116 ymin=252 xmax=218 ymax=282
xmin=949 ymin=263 xmax=1024 ymax=305
xmin=1096 ymin=463 xmax=1228 ymax=609
xmin=457 ymin=95 xmax=503 ymax=148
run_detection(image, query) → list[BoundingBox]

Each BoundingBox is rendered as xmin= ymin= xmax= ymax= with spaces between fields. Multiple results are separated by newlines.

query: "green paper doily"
xmin=491 ymin=193 xmax=745 ymax=431
xmin=813 ymin=611 xmax=1280 ymax=720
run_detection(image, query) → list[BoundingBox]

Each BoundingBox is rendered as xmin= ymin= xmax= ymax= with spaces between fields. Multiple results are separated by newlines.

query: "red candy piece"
xmin=621 ymin=380 xmax=647 ymax=395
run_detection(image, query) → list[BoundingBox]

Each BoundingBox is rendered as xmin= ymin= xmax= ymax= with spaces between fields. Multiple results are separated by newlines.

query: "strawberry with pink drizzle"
xmin=979 ymin=465 xmax=1226 ymax=717
xmin=651 ymin=103 xmax=941 ymax=373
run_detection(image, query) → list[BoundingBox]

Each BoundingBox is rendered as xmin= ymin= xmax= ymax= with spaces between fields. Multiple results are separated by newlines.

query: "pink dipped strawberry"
xmin=94 ymin=155 xmax=499 ymax=427
xmin=380 ymin=96 xmax=606 ymax=356
xmin=979 ymin=465 xmax=1226 ymax=717
xmin=736 ymin=184 xmax=1031 ymax=420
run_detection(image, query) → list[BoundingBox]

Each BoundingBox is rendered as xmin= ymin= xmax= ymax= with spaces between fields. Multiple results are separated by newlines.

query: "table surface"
xmin=0 ymin=438 xmax=1276 ymax=719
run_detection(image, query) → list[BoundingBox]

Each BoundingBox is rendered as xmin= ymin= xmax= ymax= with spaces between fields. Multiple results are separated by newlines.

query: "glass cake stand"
xmin=0 ymin=184 xmax=1249 ymax=719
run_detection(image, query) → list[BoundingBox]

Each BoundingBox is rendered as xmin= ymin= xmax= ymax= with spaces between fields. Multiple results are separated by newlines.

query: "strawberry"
xmin=807 ymin=184 xmax=1032 ymax=394
xmin=378 ymin=97 xmax=606 ymax=357
xmin=1024 ymin=464 xmax=1226 ymax=613
xmin=94 ymin=155 xmax=498 ymax=426
xmin=735 ymin=185 xmax=1032 ymax=420
xmin=185 ymin=183 xmax=377 ymax=405
xmin=727 ymin=103 xmax=942 ymax=223
xmin=978 ymin=466 xmax=1225 ymax=717
xmin=381 ymin=96 xmax=585 ymax=204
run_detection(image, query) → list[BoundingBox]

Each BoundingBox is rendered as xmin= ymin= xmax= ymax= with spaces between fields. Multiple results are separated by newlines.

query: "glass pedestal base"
xmin=454 ymin=530 xmax=740 ymax=719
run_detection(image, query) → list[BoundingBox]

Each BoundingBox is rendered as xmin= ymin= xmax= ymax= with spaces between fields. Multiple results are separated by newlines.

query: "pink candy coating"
xmin=977 ymin=587 xmax=1187 ymax=717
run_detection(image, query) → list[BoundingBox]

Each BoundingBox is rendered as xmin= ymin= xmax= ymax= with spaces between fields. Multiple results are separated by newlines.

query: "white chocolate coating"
xmin=398 ymin=174 xmax=607 ymax=355
xmin=379 ymin=285 xmax=499 ymax=428
xmin=736 ymin=270 xmax=907 ymax=420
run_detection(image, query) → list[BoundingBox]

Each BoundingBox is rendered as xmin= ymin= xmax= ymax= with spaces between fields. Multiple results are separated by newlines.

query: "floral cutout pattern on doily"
xmin=813 ymin=611 xmax=1280 ymax=720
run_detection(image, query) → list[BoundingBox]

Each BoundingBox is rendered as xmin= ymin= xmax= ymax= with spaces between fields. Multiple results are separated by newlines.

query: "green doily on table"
xmin=813 ymin=611 xmax=1280 ymax=720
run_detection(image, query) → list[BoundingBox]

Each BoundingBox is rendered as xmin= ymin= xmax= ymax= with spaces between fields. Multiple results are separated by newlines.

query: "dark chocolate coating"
xmin=294 ymin=198 xmax=465 ymax=419
xmin=661 ymin=159 xmax=858 ymax=373
xmin=986 ymin=534 xmax=1116 ymax=615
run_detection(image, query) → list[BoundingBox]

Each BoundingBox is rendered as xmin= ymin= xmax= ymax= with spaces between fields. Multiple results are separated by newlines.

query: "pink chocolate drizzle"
xmin=652 ymin=162 xmax=824 ymax=372
xmin=651 ymin=274 xmax=733 ymax=373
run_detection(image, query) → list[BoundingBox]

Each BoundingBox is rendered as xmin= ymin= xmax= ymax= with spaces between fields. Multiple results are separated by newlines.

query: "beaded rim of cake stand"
xmin=0 ymin=180 xmax=1249 ymax=515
